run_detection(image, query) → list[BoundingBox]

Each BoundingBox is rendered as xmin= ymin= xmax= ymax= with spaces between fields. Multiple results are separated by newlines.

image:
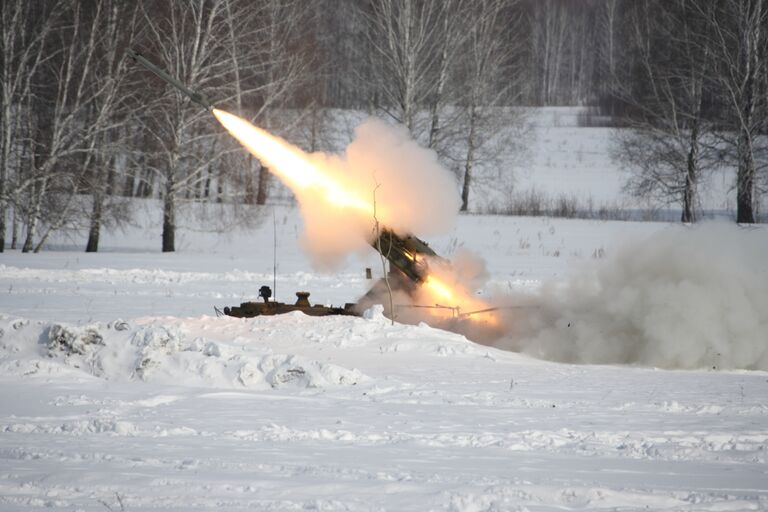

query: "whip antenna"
xmin=273 ymin=208 xmax=277 ymax=301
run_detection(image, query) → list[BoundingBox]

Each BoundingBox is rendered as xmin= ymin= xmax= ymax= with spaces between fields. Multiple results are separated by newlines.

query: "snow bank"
xmin=0 ymin=309 xmax=491 ymax=390
xmin=496 ymin=223 xmax=768 ymax=370
xmin=0 ymin=316 xmax=367 ymax=390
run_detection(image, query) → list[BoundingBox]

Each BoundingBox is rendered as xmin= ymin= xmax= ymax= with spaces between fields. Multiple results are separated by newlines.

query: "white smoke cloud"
xmin=297 ymin=118 xmax=461 ymax=269
xmin=213 ymin=110 xmax=460 ymax=269
xmin=218 ymin=110 xmax=767 ymax=371
xmin=494 ymin=223 xmax=768 ymax=371
xmin=449 ymin=248 xmax=490 ymax=292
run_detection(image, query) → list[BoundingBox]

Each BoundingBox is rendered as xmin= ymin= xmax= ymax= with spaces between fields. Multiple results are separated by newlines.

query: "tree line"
xmin=1 ymin=0 xmax=766 ymax=253
xmin=609 ymin=0 xmax=768 ymax=224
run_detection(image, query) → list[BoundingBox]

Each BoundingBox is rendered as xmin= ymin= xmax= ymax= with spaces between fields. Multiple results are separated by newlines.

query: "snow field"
xmin=1 ymin=188 xmax=767 ymax=509
xmin=1 ymin=302 xmax=767 ymax=510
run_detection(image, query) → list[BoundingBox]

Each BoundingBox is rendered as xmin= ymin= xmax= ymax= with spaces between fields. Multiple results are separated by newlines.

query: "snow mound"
xmin=229 ymin=308 xmax=491 ymax=357
xmin=0 ymin=308 xmax=497 ymax=393
xmin=0 ymin=316 xmax=367 ymax=390
xmin=47 ymin=323 xmax=104 ymax=355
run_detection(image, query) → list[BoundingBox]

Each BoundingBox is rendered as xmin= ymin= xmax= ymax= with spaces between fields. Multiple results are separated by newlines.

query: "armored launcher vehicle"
xmin=222 ymin=286 xmax=358 ymax=318
xmin=221 ymin=228 xmax=441 ymax=319
xmin=125 ymin=50 xmax=461 ymax=322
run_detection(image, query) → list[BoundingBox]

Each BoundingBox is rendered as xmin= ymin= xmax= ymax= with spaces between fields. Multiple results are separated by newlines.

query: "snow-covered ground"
xmin=2 ymin=311 xmax=767 ymax=511
xmin=2 ymin=205 xmax=767 ymax=511
xmin=506 ymin=108 xmax=738 ymax=216
xmin=2 ymin=106 xmax=767 ymax=511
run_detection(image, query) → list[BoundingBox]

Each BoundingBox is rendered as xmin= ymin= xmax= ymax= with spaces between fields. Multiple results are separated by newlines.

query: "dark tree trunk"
xmin=123 ymin=172 xmax=135 ymax=197
xmin=460 ymin=106 xmax=478 ymax=212
xmin=203 ymin=167 xmax=212 ymax=200
xmin=11 ymin=206 xmax=18 ymax=249
xmin=736 ymin=57 xmax=756 ymax=224
xmin=735 ymin=0 xmax=761 ymax=224
xmin=22 ymin=228 xmax=34 ymax=253
xmin=106 ymin=167 xmax=116 ymax=196
xmin=736 ymin=133 xmax=756 ymax=223
xmin=0 ymin=204 xmax=5 ymax=253
xmin=162 ymin=176 xmax=175 ymax=252
xmin=0 ymin=100 xmax=9 ymax=253
xmin=85 ymin=193 xmax=103 ymax=252
xmin=256 ymin=163 xmax=270 ymax=205
xmin=682 ymin=117 xmax=700 ymax=223
xmin=460 ymin=164 xmax=472 ymax=213
xmin=22 ymin=180 xmax=45 ymax=253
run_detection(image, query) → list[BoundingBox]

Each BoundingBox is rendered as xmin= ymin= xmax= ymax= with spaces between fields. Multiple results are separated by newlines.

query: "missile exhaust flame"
xmin=210 ymin=108 xmax=498 ymax=326
xmin=125 ymin=49 xmax=499 ymax=333
xmin=212 ymin=109 xmax=373 ymax=215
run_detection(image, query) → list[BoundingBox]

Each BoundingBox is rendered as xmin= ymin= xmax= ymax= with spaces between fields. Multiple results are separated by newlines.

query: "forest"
xmin=1 ymin=0 xmax=767 ymax=253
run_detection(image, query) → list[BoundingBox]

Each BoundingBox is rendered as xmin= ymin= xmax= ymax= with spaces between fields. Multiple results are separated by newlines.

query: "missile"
xmin=127 ymin=49 xmax=213 ymax=112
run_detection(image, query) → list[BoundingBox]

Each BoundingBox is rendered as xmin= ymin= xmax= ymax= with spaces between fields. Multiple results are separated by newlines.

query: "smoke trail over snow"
xmin=214 ymin=109 xmax=460 ymax=268
xmin=495 ymin=223 xmax=768 ymax=370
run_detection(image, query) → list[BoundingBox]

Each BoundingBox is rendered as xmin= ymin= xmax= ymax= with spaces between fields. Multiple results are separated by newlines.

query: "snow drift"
xmin=0 ymin=316 xmax=367 ymax=390
xmin=496 ymin=223 xmax=768 ymax=370
xmin=0 ymin=307 xmax=494 ymax=389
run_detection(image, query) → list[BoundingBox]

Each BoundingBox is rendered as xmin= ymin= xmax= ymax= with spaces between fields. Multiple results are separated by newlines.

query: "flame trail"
xmin=212 ymin=108 xmax=497 ymax=325
xmin=213 ymin=109 xmax=372 ymax=214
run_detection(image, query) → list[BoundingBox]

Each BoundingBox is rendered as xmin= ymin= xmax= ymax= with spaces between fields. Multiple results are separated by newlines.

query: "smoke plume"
xmin=494 ymin=223 xmax=768 ymax=371
xmin=297 ymin=119 xmax=460 ymax=268
xmin=214 ymin=108 xmax=460 ymax=269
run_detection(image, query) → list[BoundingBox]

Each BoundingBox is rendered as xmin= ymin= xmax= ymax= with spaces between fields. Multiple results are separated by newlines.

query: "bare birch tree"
xmin=425 ymin=0 xmax=471 ymax=150
xmin=249 ymin=0 xmax=315 ymax=205
xmin=700 ymin=0 xmax=768 ymax=223
xmin=458 ymin=0 xmax=526 ymax=212
xmin=614 ymin=0 xmax=717 ymax=222
xmin=16 ymin=0 xmax=139 ymax=252
xmin=137 ymin=0 xmax=314 ymax=243
xmin=0 ymin=0 xmax=60 ymax=251
xmin=138 ymin=0 xmax=249 ymax=252
xmin=361 ymin=0 xmax=443 ymax=135
xmin=82 ymin=1 xmax=141 ymax=252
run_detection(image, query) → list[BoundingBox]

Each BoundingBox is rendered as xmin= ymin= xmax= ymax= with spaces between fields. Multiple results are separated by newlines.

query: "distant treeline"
xmin=1 ymin=0 xmax=766 ymax=253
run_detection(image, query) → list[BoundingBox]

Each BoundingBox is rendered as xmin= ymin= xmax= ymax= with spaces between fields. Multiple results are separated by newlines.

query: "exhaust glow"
xmin=213 ymin=108 xmax=372 ymax=214
xmin=424 ymin=275 xmax=456 ymax=303
xmin=422 ymin=274 xmax=498 ymax=325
